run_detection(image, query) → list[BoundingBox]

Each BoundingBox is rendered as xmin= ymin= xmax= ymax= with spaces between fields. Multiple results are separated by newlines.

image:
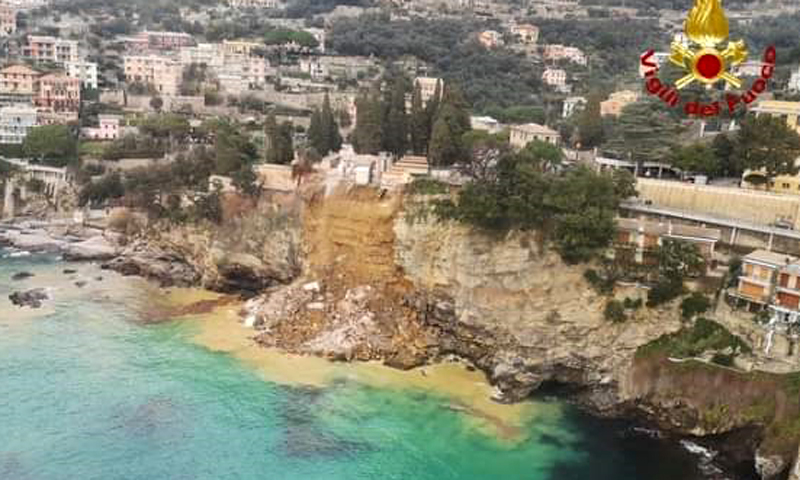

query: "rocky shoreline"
xmin=0 ymin=211 xmax=787 ymax=479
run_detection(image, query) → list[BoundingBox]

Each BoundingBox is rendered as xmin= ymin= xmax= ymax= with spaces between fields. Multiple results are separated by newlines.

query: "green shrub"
xmin=647 ymin=278 xmax=684 ymax=307
xmin=584 ymin=268 xmax=615 ymax=295
xmin=604 ymin=299 xmax=627 ymax=323
xmin=681 ymin=292 xmax=712 ymax=320
xmin=406 ymin=178 xmax=448 ymax=196
xmin=623 ymin=297 xmax=643 ymax=310
xmin=638 ymin=317 xmax=752 ymax=359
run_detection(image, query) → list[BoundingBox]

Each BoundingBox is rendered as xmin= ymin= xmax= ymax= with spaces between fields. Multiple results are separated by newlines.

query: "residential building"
xmin=601 ymin=90 xmax=639 ymax=117
xmin=511 ymin=24 xmax=538 ymax=45
xmin=478 ymin=30 xmax=503 ymax=49
xmin=543 ymin=44 xmax=587 ymax=66
xmin=734 ymin=60 xmax=765 ymax=77
xmin=509 ymin=123 xmax=560 ymax=149
xmin=35 ymin=73 xmax=81 ymax=112
xmin=0 ymin=64 xmax=41 ymax=97
xmin=64 ymin=61 xmax=98 ymax=89
xmin=135 ymin=31 xmax=195 ymax=51
xmin=123 ymin=55 xmax=182 ymax=96
xmin=562 ymin=96 xmax=586 ymax=118
xmin=180 ymin=43 xmax=225 ymax=68
xmin=0 ymin=104 xmax=36 ymax=144
xmin=614 ymin=217 xmax=720 ymax=266
xmin=414 ymin=77 xmax=442 ymax=105
xmin=23 ymin=35 xmax=81 ymax=65
xmin=222 ymin=40 xmax=263 ymax=57
xmin=790 ymin=66 xmax=800 ymax=92
xmin=732 ymin=249 xmax=800 ymax=323
xmin=0 ymin=4 xmax=17 ymax=36
xmin=470 ymin=115 xmax=501 ymax=133
xmin=299 ymin=57 xmax=327 ymax=80
xmin=751 ymin=100 xmax=800 ymax=135
xmin=82 ymin=114 xmax=122 ymax=140
xmin=542 ymin=68 xmax=567 ymax=89
xmin=304 ymin=28 xmax=326 ymax=53
xmin=228 ymin=0 xmax=281 ymax=7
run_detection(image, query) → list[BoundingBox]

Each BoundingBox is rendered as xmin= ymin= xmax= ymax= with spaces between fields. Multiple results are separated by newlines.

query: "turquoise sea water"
xmin=0 ymin=250 xmax=710 ymax=480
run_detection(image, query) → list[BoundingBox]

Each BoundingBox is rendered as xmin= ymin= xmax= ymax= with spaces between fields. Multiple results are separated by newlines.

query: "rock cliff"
xmin=393 ymin=213 xmax=684 ymax=406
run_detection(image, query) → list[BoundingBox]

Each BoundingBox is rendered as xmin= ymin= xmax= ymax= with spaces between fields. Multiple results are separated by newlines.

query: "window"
xmin=783 ymin=183 xmax=791 ymax=189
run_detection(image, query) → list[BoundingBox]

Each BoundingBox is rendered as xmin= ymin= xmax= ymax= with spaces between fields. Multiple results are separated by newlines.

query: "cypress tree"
xmin=424 ymin=79 xmax=442 ymax=136
xmin=265 ymin=113 xmax=294 ymax=165
xmin=410 ymin=82 xmax=428 ymax=155
xmin=308 ymin=108 xmax=325 ymax=154
xmin=384 ymin=77 xmax=409 ymax=156
xmin=428 ymin=116 xmax=457 ymax=167
xmin=426 ymin=81 xmax=471 ymax=166
xmin=353 ymin=86 xmax=383 ymax=154
xmin=321 ymin=92 xmax=342 ymax=154
xmin=577 ymin=92 xmax=604 ymax=148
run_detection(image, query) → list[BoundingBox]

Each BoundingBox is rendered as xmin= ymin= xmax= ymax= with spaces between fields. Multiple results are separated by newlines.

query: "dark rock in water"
xmin=95 ymin=276 xmax=103 ymax=281
xmin=11 ymin=271 xmax=34 ymax=281
xmin=102 ymin=254 xmax=199 ymax=287
xmin=9 ymin=288 xmax=48 ymax=308
xmin=63 ymin=269 xmax=77 ymax=275
xmin=74 ymin=281 xmax=88 ymax=288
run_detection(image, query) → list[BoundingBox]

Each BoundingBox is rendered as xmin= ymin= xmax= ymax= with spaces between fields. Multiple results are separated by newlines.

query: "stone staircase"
xmin=380 ymin=156 xmax=429 ymax=190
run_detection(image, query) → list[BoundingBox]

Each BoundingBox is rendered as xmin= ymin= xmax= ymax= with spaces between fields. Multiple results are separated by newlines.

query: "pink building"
xmin=82 ymin=114 xmax=122 ymax=140
xmin=0 ymin=5 xmax=17 ymax=36
xmin=35 ymin=73 xmax=81 ymax=112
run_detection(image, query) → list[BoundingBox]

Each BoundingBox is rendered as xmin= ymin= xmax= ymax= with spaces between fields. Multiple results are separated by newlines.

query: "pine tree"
xmin=410 ymin=82 xmax=428 ymax=155
xmin=353 ymin=86 xmax=383 ymax=154
xmin=308 ymin=108 xmax=325 ymax=154
xmin=384 ymin=77 xmax=409 ymax=156
xmin=321 ymin=92 xmax=342 ymax=154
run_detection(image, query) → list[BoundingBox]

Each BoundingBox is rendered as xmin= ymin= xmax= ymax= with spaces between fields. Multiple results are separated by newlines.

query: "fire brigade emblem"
xmin=669 ymin=0 xmax=748 ymax=89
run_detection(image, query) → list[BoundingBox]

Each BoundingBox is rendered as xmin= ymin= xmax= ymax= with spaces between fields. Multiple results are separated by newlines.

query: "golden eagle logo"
xmin=669 ymin=0 xmax=748 ymax=89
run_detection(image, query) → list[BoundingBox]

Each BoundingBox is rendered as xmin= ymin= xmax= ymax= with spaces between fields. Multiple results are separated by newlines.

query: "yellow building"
xmin=600 ymin=90 xmax=639 ymax=117
xmin=742 ymin=101 xmax=800 ymax=195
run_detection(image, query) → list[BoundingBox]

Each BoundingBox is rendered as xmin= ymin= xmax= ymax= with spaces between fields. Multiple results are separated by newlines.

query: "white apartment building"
xmin=790 ymin=66 xmax=800 ymax=92
xmin=562 ymin=96 xmax=586 ymax=118
xmin=0 ymin=104 xmax=36 ymax=144
xmin=543 ymin=44 xmax=587 ymax=66
xmin=414 ymin=76 xmax=442 ymax=104
xmin=542 ymin=68 xmax=567 ymax=88
xmin=64 ymin=61 xmax=98 ymax=89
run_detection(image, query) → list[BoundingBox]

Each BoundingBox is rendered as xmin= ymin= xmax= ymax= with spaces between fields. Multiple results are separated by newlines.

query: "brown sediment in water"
xmin=164 ymin=290 xmax=557 ymax=441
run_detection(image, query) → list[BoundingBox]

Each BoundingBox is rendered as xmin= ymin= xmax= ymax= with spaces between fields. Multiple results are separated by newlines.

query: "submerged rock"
xmin=62 ymin=236 xmax=118 ymax=261
xmin=9 ymin=288 xmax=49 ymax=308
xmin=11 ymin=271 xmax=34 ymax=281
xmin=63 ymin=269 xmax=77 ymax=275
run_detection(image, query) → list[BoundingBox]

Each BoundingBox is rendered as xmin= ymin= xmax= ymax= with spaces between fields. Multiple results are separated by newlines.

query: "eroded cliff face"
xmin=393 ymin=212 xmax=684 ymax=406
xmin=104 ymin=203 xmax=302 ymax=293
